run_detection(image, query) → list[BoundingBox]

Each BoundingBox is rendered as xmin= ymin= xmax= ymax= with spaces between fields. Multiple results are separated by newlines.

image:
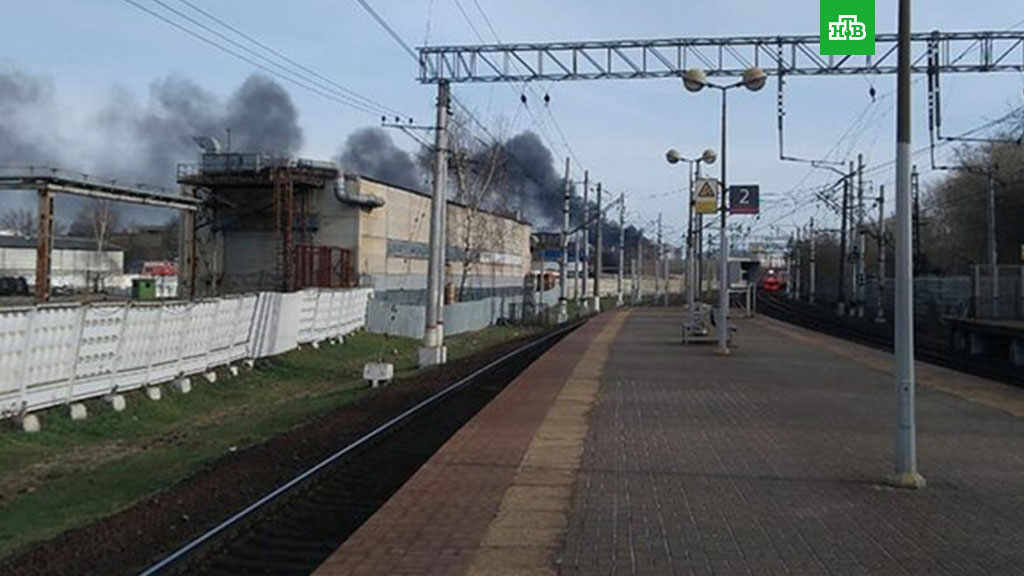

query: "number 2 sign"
xmin=728 ymin=185 xmax=760 ymax=215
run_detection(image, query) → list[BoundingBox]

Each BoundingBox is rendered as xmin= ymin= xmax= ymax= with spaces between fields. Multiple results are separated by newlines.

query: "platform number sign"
xmin=729 ymin=185 xmax=760 ymax=215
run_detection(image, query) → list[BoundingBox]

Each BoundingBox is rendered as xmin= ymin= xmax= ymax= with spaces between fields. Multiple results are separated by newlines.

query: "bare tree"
xmin=0 ymin=208 xmax=35 ymax=237
xmin=923 ymin=138 xmax=1024 ymax=274
xmin=447 ymin=117 xmax=512 ymax=301
xmin=69 ymin=200 xmax=121 ymax=291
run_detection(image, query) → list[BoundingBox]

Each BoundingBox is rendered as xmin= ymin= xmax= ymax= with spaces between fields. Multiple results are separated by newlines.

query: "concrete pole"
xmin=786 ymin=234 xmax=793 ymax=299
xmin=558 ymin=157 xmax=570 ymax=324
xmin=876 ymin=184 xmax=887 ymax=323
xmin=809 ymin=217 xmax=817 ymax=304
xmin=795 ymin=228 xmax=802 ymax=300
xmin=857 ymin=153 xmax=867 ymax=317
xmin=573 ymin=230 xmax=580 ymax=301
xmin=617 ymin=194 xmax=625 ymax=306
xmin=630 ymin=257 xmax=637 ymax=303
xmin=839 ymin=165 xmax=850 ymax=316
xmin=892 ymin=0 xmax=924 ymax=489
xmin=686 ymin=162 xmax=698 ymax=328
xmin=657 ymin=213 xmax=664 ymax=305
xmin=697 ymin=214 xmax=704 ymax=297
xmin=582 ymin=171 xmax=590 ymax=308
xmin=594 ymin=183 xmax=603 ymax=312
xmin=987 ymin=168 xmax=999 ymax=316
xmin=637 ymin=230 xmax=644 ymax=303
xmin=420 ymin=80 xmax=450 ymax=367
xmin=717 ymin=87 xmax=731 ymax=355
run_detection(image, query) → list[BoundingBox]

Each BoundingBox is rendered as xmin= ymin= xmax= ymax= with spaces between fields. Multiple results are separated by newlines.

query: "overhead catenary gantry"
xmin=419 ymin=31 xmax=1024 ymax=83
xmin=414 ymin=29 xmax=1024 ymax=367
xmin=415 ymin=24 xmax=1024 ymax=484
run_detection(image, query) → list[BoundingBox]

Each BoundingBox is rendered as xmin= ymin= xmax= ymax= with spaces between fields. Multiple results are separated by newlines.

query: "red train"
xmin=759 ymin=270 xmax=784 ymax=293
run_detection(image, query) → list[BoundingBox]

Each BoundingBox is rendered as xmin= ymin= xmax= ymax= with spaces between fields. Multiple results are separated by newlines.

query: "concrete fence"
xmin=0 ymin=287 xmax=373 ymax=420
xmin=367 ymin=288 xmax=567 ymax=340
xmin=367 ymin=294 xmax=528 ymax=340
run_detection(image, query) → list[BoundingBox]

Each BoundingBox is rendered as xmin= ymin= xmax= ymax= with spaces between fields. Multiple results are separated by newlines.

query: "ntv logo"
xmin=820 ymin=0 xmax=875 ymax=55
xmin=828 ymin=15 xmax=867 ymax=41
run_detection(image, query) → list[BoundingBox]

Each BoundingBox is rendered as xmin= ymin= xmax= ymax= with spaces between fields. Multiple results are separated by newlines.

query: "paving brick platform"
xmin=312 ymin=314 xmax=621 ymax=576
xmin=314 ymin=308 xmax=1024 ymax=576
xmin=562 ymin=310 xmax=1024 ymax=576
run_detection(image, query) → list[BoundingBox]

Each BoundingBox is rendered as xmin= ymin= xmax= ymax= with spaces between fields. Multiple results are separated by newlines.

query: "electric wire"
xmin=170 ymin=0 xmax=406 ymax=117
xmin=117 ymin=0 xmax=387 ymax=117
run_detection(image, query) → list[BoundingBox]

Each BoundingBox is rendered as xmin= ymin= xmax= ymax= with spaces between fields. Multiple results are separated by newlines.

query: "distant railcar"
xmin=760 ymin=271 xmax=783 ymax=293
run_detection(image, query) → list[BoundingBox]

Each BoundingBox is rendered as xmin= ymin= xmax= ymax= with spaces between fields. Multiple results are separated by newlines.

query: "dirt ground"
xmin=0 ymin=331 xmax=550 ymax=576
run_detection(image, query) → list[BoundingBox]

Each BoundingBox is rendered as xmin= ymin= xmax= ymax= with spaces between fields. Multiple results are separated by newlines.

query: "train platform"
xmin=313 ymin=308 xmax=1024 ymax=576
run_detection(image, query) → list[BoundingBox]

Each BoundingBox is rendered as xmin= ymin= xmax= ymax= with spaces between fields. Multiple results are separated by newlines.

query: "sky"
xmin=2 ymin=0 xmax=1024 ymax=247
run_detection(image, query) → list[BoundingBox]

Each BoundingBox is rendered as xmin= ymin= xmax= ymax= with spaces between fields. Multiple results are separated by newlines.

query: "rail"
xmin=759 ymin=294 xmax=1024 ymax=387
xmin=136 ymin=320 xmax=581 ymax=575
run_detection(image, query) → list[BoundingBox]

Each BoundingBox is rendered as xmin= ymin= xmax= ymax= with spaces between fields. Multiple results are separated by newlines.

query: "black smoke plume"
xmin=0 ymin=69 xmax=304 ymax=227
xmin=336 ymin=127 xmax=571 ymax=230
xmin=224 ymin=75 xmax=303 ymax=154
xmin=501 ymin=131 xmax=563 ymax=228
xmin=0 ymin=70 xmax=58 ymax=167
xmin=337 ymin=128 xmax=425 ymax=192
xmin=94 ymin=73 xmax=304 ymax=187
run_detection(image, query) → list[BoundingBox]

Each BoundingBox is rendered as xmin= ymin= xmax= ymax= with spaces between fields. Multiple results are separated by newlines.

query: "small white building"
xmin=0 ymin=235 xmax=125 ymax=291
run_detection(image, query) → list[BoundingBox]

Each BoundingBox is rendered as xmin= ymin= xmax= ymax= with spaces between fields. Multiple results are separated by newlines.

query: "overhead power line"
xmin=117 ymin=0 xmax=397 ymax=117
xmin=352 ymin=0 xmax=420 ymax=62
xmin=352 ymin=0 xmax=594 ymax=202
xmin=170 ymin=0 xmax=407 ymax=118
xmin=449 ymin=0 xmax=585 ymax=173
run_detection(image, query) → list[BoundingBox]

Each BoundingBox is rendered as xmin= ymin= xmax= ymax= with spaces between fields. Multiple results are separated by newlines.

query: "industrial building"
xmin=0 ymin=235 xmax=124 ymax=291
xmin=178 ymin=153 xmax=532 ymax=301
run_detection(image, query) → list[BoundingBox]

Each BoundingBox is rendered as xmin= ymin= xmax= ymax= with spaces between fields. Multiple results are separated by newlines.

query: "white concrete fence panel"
xmin=0 ymin=287 xmax=374 ymax=419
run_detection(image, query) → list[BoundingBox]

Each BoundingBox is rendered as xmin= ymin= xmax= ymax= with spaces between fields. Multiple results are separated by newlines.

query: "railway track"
xmin=136 ymin=322 xmax=580 ymax=576
xmin=759 ymin=295 xmax=1024 ymax=387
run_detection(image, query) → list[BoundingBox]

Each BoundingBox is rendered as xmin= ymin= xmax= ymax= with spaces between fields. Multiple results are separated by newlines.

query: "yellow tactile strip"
xmin=463 ymin=310 xmax=630 ymax=576
xmin=756 ymin=315 xmax=1024 ymax=419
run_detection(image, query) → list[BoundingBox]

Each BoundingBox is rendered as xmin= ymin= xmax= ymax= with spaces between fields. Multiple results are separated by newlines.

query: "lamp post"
xmin=682 ymin=66 xmax=767 ymax=355
xmin=666 ymin=147 xmax=717 ymax=338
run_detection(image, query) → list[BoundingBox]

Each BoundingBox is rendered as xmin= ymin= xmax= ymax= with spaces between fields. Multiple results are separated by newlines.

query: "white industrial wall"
xmin=0 ymin=287 xmax=373 ymax=418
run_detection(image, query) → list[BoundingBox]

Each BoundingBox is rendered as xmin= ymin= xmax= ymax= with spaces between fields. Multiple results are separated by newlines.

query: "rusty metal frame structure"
xmin=294 ymin=244 xmax=355 ymax=289
xmin=272 ymin=168 xmax=296 ymax=292
xmin=418 ymin=31 xmax=1024 ymax=83
xmin=0 ymin=167 xmax=201 ymax=302
xmin=179 ymin=161 xmax=338 ymax=294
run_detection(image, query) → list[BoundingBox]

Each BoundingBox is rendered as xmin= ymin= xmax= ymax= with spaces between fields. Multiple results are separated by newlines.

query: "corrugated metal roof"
xmin=0 ymin=235 xmax=124 ymax=251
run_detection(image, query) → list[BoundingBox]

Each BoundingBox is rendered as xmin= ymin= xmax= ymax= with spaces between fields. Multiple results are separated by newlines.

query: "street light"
xmin=665 ymin=147 xmax=716 ymax=338
xmin=681 ymin=66 xmax=766 ymax=355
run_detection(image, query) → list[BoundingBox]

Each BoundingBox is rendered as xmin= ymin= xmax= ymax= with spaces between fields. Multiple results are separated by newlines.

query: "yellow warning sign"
xmin=694 ymin=179 xmax=719 ymax=214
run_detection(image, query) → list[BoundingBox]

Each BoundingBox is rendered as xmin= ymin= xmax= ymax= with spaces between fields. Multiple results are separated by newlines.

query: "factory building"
xmin=0 ymin=235 xmax=124 ymax=292
xmin=178 ymin=153 xmax=532 ymax=301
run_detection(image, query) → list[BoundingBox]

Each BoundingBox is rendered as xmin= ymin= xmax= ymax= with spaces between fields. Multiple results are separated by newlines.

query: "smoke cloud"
xmin=0 ymin=69 xmax=304 ymax=227
xmin=224 ymin=75 xmax=303 ymax=155
xmin=337 ymin=128 xmax=425 ymax=192
xmin=93 ymin=73 xmax=304 ymax=187
xmin=336 ymin=127 xmax=569 ymax=230
xmin=501 ymin=131 xmax=563 ymax=228
xmin=1 ymin=66 xmax=576 ymax=233
xmin=0 ymin=70 xmax=59 ymax=167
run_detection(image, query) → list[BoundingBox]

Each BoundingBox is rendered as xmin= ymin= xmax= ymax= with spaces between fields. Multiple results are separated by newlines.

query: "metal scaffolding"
xmin=419 ymin=31 xmax=1024 ymax=83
